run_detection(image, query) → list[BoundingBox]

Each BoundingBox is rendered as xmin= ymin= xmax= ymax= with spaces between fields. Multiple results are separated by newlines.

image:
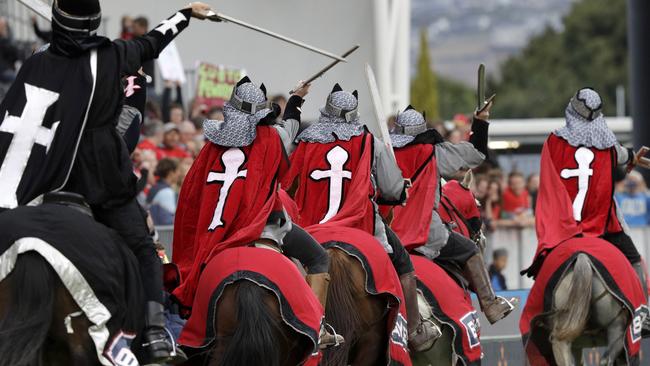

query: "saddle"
xmin=42 ymin=191 xmax=93 ymax=217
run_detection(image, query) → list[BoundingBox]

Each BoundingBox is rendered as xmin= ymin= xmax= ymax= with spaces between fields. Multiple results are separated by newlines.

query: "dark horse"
xmin=0 ymin=252 xmax=97 ymax=366
xmin=0 ymin=201 xmax=143 ymax=366
xmin=179 ymin=246 xmax=319 ymax=366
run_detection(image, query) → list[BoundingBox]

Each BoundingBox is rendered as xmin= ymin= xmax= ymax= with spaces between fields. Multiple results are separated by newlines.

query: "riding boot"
xmin=463 ymin=253 xmax=516 ymax=324
xmin=399 ymin=272 xmax=441 ymax=352
xmin=305 ymin=273 xmax=345 ymax=349
xmin=632 ymin=262 xmax=650 ymax=337
xmin=142 ymin=301 xmax=187 ymax=365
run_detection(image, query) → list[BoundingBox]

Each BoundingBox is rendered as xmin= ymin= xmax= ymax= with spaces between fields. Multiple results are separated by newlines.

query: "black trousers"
xmin=282 ymin=224 xmax=330 ymax=274
xmin=385 ymin=225 xmax=415 ymax=276
xmin=603 ymin=231 xmax=641 ymax=264
xmin=93 ymin=198 xmax=163 ymax=304
xmin=436 ymin=231 xmax=479 ymax=267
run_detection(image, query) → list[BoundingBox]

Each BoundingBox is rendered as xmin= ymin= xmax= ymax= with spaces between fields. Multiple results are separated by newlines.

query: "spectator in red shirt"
xmin=502 ymin=171 xmax=530 ymax=215
xmin=156 ymin=123 xmax=191 ymax=160
xmin=501 ymin=171 xmax=535 ymax=227
xmin=137 ymin=120 xmax=163 ymax=154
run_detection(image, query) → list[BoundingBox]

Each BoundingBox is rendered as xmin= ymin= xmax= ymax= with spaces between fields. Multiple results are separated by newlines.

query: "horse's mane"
xmin=216 ymin=280 xmax=289 ymax=366
xmin=0 ymin=252 xmax=56 ymax=366
xmin=321 ymin=249 xmax=366 ymax=366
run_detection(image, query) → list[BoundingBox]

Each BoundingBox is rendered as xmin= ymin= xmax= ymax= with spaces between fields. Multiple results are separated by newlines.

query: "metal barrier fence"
xmin=156 ymin=225 xmax=650 ymax=290
xmin=487 ymin=227 xmax=650 ymax=290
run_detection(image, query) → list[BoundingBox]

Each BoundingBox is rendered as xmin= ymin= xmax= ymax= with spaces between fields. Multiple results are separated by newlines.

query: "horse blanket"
xmin=520 ymin=237 xmax=647 ymax=366
xmin=308 ymin=225 xmax=412 ymax=366
xmin=0 ymin=204 xmax=142 ymax=366
xmin=178 ymin=246 xmax=322 ymax=365
xmin=412 ymin=255 xmax=481 ymax=365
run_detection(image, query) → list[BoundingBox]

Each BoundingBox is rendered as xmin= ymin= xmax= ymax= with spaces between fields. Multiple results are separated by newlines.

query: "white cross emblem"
xmin=207 ymin=148 xmax=248 ymax=230
xmin=124 ymin=76 xmax=141 ymax=98
xmin=310 ymin=146 xmax=352 ymax=223
xmin=155 ymin=12 xmax=187 ymax=36
xmin=0 ymin=83 xmax=60 ymax=209
xmin=560 ymin=147 xmax=595 ymax=221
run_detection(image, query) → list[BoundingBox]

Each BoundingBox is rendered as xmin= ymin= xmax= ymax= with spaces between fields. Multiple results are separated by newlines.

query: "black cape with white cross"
xmin=0 ymin=9 xmax=192 ymax=209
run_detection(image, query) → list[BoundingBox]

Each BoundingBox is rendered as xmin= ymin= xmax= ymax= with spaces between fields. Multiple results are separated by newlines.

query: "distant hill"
xmin=411 ymin=0 xmax=575 ymax=85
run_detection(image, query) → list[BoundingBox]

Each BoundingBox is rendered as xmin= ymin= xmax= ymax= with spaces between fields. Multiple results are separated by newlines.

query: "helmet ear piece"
xmin=422 ymin=110 xmax=426 ymax=120
xmin=332 ymin=83 xmax=343 ymax=93
xmin=405 ymin=105 xmax=415 ymax=111
xmin=260 ymin=83 xmax=267 ymax=98
xmin=352 ymin=90 xmax=358 ymax=101
xmin=236 ymin=76 xmax=252 ymax=87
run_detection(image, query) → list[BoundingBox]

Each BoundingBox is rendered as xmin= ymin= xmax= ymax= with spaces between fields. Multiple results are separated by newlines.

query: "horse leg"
xmin=551 ymin=270 xmax=578 ymax=366
xmin=589 ymin=276 xmax=629 ymax=366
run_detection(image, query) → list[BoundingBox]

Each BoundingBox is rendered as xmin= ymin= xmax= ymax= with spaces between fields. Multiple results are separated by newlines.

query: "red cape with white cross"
xmin=172 ymin=126 xmax=288 ymax=310
xmin=526 ymin=134 xmax=623 ymax=273
xmin=282 ymin=132 xmax=375 ymax=234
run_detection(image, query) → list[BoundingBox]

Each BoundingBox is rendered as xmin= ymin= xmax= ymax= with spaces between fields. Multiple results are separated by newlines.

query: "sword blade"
xmin=477 ymin=63 xmax=486 ymax=110
xmin=365 ymin=63 xmax=396 ymax=162
xmin=289 ymin=45 xmax=359 ymax=94
xmin=207 ymin=12 xmax=346 ymax=63
xmin=17 ymin=0 xmax=52 ymax=21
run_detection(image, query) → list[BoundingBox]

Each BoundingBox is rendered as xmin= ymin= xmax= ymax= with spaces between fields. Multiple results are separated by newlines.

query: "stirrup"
xmin=409 ymin=318 xmax=440 ymax=352
xmin=497 ymin=296 xmax=518 ymax=310
xmin=319 ymin=323 xmax=343 ymax=349
xmin=142 ymin=327 xmax=187 ymax=365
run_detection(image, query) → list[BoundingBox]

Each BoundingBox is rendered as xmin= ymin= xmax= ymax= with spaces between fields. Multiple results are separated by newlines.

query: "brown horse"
xmin=178 ymin=246 xmax=320 ymax=366
xmin=190 ymin=280 xmax=315 ymax=366
xmin=321 ymin=248 xmax=390 ymax=366
xmin=0 ymin=252 xmax=98 ymax=366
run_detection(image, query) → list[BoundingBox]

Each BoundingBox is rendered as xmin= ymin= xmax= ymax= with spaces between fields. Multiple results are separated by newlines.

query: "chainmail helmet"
xmin=297 ymin=83 xmax=365 ymax=143
xmin=554 ymin=88 xmax=617 ymax=149
xmin=390 ymin=106 xmax=429 ymax=148
xmin=53 ymin=0 xmax=102 ymax=34
xmin=204 ymin=76 xmax=279 ymax=147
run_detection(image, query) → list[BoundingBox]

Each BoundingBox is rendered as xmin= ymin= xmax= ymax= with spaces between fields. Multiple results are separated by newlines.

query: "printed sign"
xmin=157 ymin=41 xmax=186 ymax=84
xmin=390 ymin=312 xmax=409 ymax=349
xmin=631 ymin=305 xmax=649 ymax=343
xmin=195 ymin=63 xmax=246 ymax=109
xmin=460 ymin=311 xmax=481 ymax=348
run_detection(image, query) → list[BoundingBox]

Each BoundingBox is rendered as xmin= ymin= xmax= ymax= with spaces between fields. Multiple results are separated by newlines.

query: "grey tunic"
xmin=264 ymin=96 xmax=304 ymax=244
xmin=415 ymin=141 xmax=486 ymax=259
xmin=371 ymin=137 xmax=406 ymax=252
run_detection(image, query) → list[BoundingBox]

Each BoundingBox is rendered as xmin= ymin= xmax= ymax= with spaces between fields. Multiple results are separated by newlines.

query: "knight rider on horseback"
xmin=0 ymin=0 xmax=217 ymax=363
xmin=172 ymin=77 xmax=343 ymax=349
xmin=383 ymin=103 xmax=517 ymax=325
xmin=282 ymin=84 xmax=441 ymax=352
xmin=523 ymin=87 xmax=650 ymax=331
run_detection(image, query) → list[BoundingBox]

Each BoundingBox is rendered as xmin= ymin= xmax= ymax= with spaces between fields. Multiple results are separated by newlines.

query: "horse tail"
xmin=0 ymin=252 xmax=56 ymax=366
xmin=554 ymin=253 xmax=593 ymax=341
xmin=322 ymin=249 xmax=364 ymax=366
xmin=219 ymin=280 xmax=283 ymax=366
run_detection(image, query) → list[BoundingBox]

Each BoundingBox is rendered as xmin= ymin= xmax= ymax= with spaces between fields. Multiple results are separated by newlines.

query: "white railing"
xmin=488 ymin=227 xmax=650 ymax=290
